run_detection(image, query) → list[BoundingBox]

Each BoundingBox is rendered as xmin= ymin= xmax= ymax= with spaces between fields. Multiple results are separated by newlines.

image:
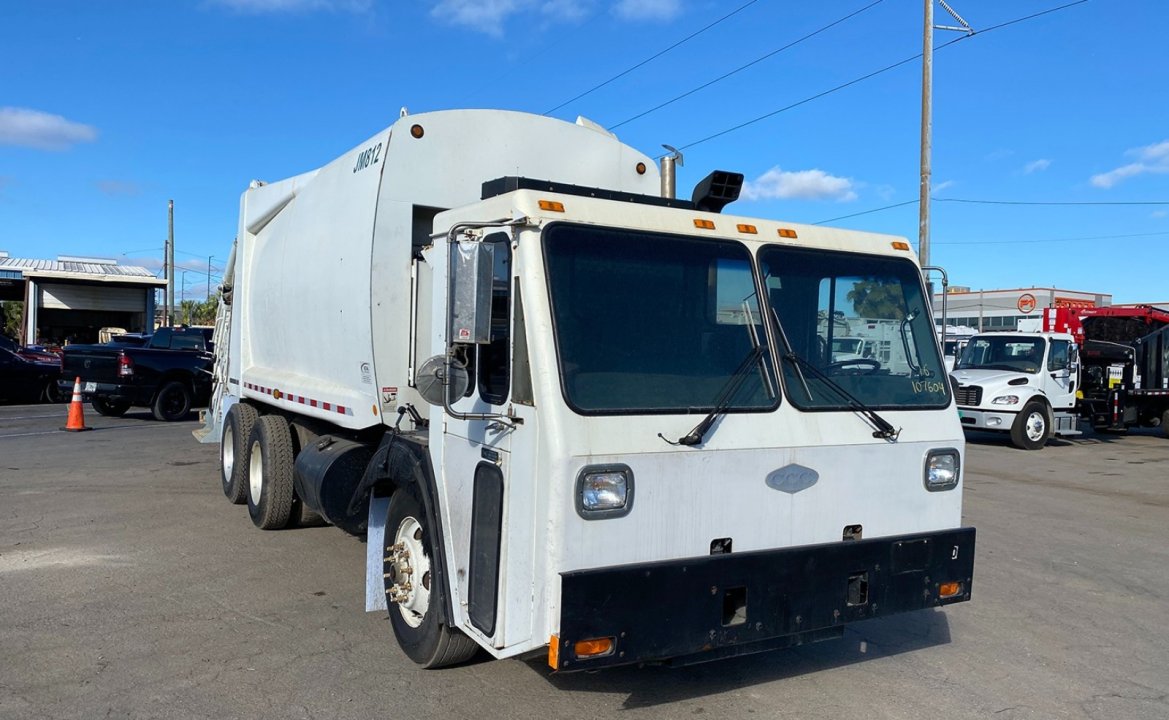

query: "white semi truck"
xmin=198 ymin=109 xmax=974 ymax=671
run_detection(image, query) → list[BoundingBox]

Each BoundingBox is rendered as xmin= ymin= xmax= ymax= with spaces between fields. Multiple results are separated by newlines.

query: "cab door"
xmin=1046 ymin=339 xmax=1076 ymax=410
xmin=441 ymin=232 xmax=518 ymax=644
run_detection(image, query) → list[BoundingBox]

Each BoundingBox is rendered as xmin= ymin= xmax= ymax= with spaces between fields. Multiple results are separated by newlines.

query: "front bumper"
xmin=552 ymin=527 xmax=975 ymax=671
xmin=957 ymin=406 xmax=1018 ymax=431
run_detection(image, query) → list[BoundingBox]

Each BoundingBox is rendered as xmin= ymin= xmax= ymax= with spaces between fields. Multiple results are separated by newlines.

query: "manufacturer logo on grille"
xmin=765 ymin=464 xmax=819 ymax=494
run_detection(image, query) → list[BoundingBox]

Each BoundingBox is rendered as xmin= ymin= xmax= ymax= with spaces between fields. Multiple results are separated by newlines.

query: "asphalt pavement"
xmin=1 ymin=403 xmax=1167 ymax=720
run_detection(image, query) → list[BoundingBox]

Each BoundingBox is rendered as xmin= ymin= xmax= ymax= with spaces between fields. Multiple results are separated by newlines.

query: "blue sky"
xmin=2 ymin=0 xmax=1166 ymax=302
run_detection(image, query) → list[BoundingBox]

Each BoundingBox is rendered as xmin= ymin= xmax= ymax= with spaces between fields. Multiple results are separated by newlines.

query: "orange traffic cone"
xmin=62 ymin=376 xmax=92 ymax=432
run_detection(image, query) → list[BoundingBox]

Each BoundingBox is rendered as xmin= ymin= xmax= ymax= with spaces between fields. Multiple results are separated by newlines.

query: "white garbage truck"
xmin=198 ymin=109 xmax=974 ymax=671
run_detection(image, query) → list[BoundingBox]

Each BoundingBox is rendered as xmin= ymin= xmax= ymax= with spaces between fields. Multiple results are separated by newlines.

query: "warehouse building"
xmin=933 ymin=286 xmax=1112 ymax=332
xmin=0 ymin=252 xmax=167 ymax=346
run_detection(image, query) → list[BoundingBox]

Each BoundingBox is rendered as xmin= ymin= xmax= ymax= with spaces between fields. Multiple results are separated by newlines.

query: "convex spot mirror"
xmin=416 ymin=355 xmax=470 ymax=407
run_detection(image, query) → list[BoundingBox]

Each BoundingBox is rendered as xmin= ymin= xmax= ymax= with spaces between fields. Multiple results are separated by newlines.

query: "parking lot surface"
xmin=2 ymin=405 xmax=1167 ymax=720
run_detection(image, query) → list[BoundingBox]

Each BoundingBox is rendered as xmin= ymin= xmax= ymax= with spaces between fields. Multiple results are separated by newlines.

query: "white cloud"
xmin=614 ymin=0 xmax=680 ymax=21
xmin=97 ymin=180 xmax=142 ymax=196
xmin=933 ymin=179 xmax=956 ymax=193
xmin=541 ymin=0 xmax=592 ymax=21
xmin=431 ymin=0 xmax=530 ymax=35
xmin=209 ymin=0 xmax=371 ymax=12
xmin=1151 ymin=210 xmax=1168 ymax=219
xmin=1091 ymin=139 xmax=1169 ymax=188
xmin=742 ymin=167 xmax=857 ymax=202
xmin=1023 ymin=159 xmax=1051 ymax=174
xmin=0 ymin=107 xmax=97 ymax=151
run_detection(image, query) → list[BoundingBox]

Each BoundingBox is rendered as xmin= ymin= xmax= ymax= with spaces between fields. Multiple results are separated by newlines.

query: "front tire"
xmin=384 ymin=486 xmax=479 ymax=668
xmin=1011 ymin=400 xmax=1049 ymax=450
xmin=246 ymin=414 xmax=295 ymax=530
xmin=91 ymin=397 xmax=130 ymax=417
xmin=152 ymin=380 xmax=192 ymax=422
xmin=221 ymin=403 xmax=259 ymax=504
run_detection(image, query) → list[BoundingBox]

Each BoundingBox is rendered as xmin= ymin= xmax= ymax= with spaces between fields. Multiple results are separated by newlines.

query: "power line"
xmin=609 ymin=0 xmax=885 ymax=131
xmin=938 ymin=197 xmax=1169 ymax=206
xmin=935 ymin=231 xmax=1169 ymax=246
xmin=670 ymin=0 xmax=1089 ymax=155
xmin=813 ymin=199 xmax=917 ymax=224
xmin=543 ymin=0 xmax=763 ymax=116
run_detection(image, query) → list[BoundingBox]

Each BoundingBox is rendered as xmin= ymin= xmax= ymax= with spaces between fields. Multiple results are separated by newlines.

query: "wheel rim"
xmin=387 ymin=515 xmax=431 ymax=628
xmin=1025 ymin=411 xmax=1046 ymax=442
xmin=222 ymin=425 xmax=235 ymax=480
xmin=162 ymin=388 xmax=185 ymax=416
xmin=249 ymin=439 xmax=263 ymax=505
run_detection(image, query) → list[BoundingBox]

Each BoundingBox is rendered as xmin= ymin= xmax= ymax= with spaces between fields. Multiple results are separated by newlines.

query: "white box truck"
xmin=198 ymin=109 xmax=974 ymax=671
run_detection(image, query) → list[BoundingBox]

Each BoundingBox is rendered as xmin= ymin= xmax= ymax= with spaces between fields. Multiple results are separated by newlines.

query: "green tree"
xmin=848 ymin=279 xmax=906 ymax=319
xmin=177 ymin=294 xmax=220 ymax=326
xmin=1 ymin=301 xmax=24 ymax=340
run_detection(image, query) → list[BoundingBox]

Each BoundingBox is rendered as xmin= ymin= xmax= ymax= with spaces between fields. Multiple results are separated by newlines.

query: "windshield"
xmin=759 ymin=245 xmax=949 ymax=409
xmin=543 ymin=223 xmax=777 ymax=414
xmin=956 ymin=336 xmax=1046 ymax=373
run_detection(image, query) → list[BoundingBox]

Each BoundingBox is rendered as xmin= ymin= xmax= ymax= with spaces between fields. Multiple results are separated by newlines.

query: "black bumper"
xmin=58 ymin=379 xmax=150 ymax=406
xmin=553 ymin=527 xmax=975 ymax=671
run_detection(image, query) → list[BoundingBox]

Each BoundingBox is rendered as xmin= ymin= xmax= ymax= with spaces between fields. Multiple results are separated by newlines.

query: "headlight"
xmin=575 ymin=465 xmax=634 ymax=519
xmin=924 ymin=449 xmax=960 ymax=492
xmin=991 ymin=395 xmax=1019 ymax=405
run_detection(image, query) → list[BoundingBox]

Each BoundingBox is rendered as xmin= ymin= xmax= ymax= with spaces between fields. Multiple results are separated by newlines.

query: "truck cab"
xmin=950 ymin=331 xmax=1080 ymax=449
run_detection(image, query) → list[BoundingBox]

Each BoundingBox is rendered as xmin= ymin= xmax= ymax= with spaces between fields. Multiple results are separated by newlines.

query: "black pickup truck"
xmin=60 ymin=327 xmax=214 ymax=421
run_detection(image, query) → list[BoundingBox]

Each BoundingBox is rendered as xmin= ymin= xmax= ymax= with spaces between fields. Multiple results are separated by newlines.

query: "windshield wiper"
xmin=900 ymin=308 xmax=931 ymax=378
xmin=659 ymin=343 xmax=769 ymax=447
xmin=767 ymin=309 xmax=900 ymax=441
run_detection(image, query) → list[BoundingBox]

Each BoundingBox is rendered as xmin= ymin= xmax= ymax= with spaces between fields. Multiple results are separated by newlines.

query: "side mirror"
xmin=450 ymin=240 xmax=496 ymax=345
xmin=415 ymin=355 xmax=470 ymax=407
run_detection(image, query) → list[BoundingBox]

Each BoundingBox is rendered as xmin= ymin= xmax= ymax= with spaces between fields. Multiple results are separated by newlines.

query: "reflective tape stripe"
xmin=243 ymin=382 xmax=353 ymax=416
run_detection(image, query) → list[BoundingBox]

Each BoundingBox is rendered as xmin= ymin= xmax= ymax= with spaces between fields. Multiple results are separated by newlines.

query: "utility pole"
xmin=207 ymin=255 xmax=213 ymax=301
xmin=167 ymin=200 xmax=175 ymax=328
xmin=919 ymin=1 xmax=973 ymax=267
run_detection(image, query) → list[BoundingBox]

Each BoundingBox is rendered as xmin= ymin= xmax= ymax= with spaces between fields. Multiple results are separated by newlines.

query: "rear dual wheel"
xmin=221 ymin=403 xmax=258 ymax=504
xmin=247 ymin=414 xmax=296 ymax=530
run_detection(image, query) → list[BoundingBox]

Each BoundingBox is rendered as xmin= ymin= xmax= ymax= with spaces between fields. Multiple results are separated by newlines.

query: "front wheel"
xmin=384 ymin=486 xmax=479 ymax=668
xmin=152 ymin=381 xmax=192 ymax=422
xmin=1010 ymin=401 xmax=1049 ymax=450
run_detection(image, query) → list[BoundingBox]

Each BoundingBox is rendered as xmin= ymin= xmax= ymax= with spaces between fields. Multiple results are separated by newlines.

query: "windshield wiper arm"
xmin=782 ymin=352 xmax=901 ymax=441
xmin=660 ymin=343 xmax=767 ymax=447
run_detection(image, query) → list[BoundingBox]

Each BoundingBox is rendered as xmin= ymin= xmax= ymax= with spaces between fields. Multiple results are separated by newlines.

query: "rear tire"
xmin=42 ymin=381 xmax=65 ymax=404
xmin=152 ymin=380 xmax=192 ymax=422
xmin=91 ymin=397 xmax=130 ymax=417
xmin=221 ymin=403 xmax=259 ymax=504
xmin=1162 ymin=410 xmax=1169 ymax=439
xmin=384 ymin=485 xmax=479 ymax=668
xmin=246 ymin=414 xmax=295 ymax=530
xmin=1010 ymin=400 xmax=1049 ymax=450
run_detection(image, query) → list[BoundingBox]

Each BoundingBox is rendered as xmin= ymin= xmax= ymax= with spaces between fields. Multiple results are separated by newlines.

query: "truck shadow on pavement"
xmin=528 ymin=610 xmax=952 ymax=708
xmin=964 ymin=427 xmax=1164 ymax=449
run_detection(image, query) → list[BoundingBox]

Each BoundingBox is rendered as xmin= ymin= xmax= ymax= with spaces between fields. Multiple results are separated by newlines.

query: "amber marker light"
xmin=736 ymin=224 xmax=758 ymax=234
xmin=694 ymin=218 xmax=716 ymax=230
xmin=538 ymin=200 xmax=566 ymax=212
xmin=636 ymin=162 xmax=647 ymax=175
xmin=547 ymin=635 xmax=561 ymax=669
xmin=777 ymin=228 xmax=798 ymax=238
xmin=410 ymin=124 xmax=424 ymax=139
xmin=574 ymin=637 xmax=615 ymax=658
xmin=891 ymin=241 xmax=912 ymax=251
xmin=272 ymin=389 xmax=283 ymax=400
xmin=939 ymin=581 xmax=962 ymax=599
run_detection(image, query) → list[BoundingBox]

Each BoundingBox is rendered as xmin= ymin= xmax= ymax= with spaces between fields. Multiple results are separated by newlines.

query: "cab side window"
xmin=1048 ymin=340 xmax=1069 ymax=371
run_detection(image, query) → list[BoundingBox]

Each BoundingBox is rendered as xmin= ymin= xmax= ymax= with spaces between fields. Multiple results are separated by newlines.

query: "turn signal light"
xmin=574 ymin=637 xmax=615 ymax=658
xmin=538 ymin=200 xmax=565 ymax=212
xmin=547 ymin=635 xmax=560 ymax=669
xmin=777 ymin=228 xmax=798 ymax=238
xmin=694 ymin=218 xmax=716 ymax=230
xmin=939 ymin=581 xmax=962 ymax=598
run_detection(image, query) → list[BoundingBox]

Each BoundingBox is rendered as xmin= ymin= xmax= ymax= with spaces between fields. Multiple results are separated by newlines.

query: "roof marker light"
xmin=538 ymin=200 xmax=566 ymax=212
xmin=410 ymin=124 xmax=424 ymax=139
xmin=694 ymin=218 xmax=716 ymax=230
xmin=892 ymin=241 xmax=912 ymax=251
xmin=777 ymin=228 xmax=798 ymax=239
xmin=736 ymin=224 xmax=758 ymax=234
